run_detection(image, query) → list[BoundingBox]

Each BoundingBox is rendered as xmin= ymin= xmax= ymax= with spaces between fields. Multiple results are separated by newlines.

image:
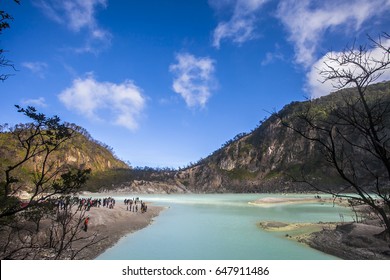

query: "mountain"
xmin=174 ymin=81 xmax=390 ymax=193
xmin=0 ymin=123 xmax=129 ymax=193
xmin=74 ymin=81 xmax=390 ymax=194
xmin=56 ymin=124 xmax=129 ymax=172
xmin=4 ymin=81 xmax=389 ymax=195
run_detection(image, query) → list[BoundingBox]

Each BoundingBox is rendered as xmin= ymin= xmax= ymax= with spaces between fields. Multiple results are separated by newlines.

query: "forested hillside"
xmin=175 ymin=81 xmax=390 ymax=193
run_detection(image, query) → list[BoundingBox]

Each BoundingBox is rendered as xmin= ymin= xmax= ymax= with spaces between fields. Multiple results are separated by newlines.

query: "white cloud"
xmin=22 ymin=61 xmax=48 ymax=78
xmin=169 ymin=53 xmax=216 ymax=108
xmin=33 ymin=0 xmax=111 ymax=53
xmin=212 ymin=0 xmax=269 ymax=48
xmin=21 ymin=97 xmax=47 ymax=108
xmin=58 ymin=75 xmax=146 ymax=130
xmin=306 ymin=39 xmax=390 ymax=98
xmin=276 ymin=0 xmax=390 ymax=68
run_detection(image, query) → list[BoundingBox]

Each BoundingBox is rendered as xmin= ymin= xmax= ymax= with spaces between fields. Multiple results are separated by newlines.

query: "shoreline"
xmin=74 ymin=203 xmax=165 ymax=260
xmin=258 ymin=220 xmax=390 ymax=260
xmin=84 ymin=193 xmax=348 ymax=260
xmin=254 ymin=196 xmax=390 ymax=259
xmin=8 ymin=192 xmax=387 ymax=260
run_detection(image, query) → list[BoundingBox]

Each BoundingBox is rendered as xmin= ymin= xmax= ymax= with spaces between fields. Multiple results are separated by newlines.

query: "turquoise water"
xmin=96 ymin=194 xmax=352 ymax=260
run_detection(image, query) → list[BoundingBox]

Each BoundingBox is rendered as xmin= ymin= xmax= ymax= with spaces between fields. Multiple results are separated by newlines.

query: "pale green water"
xmin=96 ymin=194 xmax=352 ymax=260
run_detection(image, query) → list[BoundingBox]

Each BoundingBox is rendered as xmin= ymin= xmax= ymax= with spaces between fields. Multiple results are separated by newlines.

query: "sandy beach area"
xmin=249 ymin=196 xmax=347 ymax=207
xmin=249 ymin=196 xmax=326 ymax=206
xmin=258 ymin=221 xmax=336 ymax=234
xmin=74 ymin=203 xmax=164 ymax=259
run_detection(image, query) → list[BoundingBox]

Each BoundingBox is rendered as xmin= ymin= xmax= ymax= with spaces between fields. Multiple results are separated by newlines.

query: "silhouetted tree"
xmin=0 ymin=106 xmax=90 ymax=217
xmin=280 ymin=33 xmax=390 ymax=238
xmin=0 ymin=106 xmax=102 ymax=259
xmin=0 ymin=0 xmax=20 ymax=81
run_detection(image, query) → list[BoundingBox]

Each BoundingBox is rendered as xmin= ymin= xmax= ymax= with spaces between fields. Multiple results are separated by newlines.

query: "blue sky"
xmin=1 ymin=0 xmax=390 ymax=168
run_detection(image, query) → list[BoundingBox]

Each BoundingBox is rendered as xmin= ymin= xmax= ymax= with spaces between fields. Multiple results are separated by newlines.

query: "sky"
xmin=1 ymin=0 xmax=390 ymax=169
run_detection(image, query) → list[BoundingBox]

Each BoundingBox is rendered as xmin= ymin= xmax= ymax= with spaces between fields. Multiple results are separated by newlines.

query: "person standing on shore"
xmin=83 ymin=216 xmax=90 ymax=232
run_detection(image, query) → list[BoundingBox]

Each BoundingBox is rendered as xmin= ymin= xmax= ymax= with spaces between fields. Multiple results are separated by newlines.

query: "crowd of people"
xmin=55 ymin=196 xmax=148 ymax=214
xmin=76 ymin=197 xmax=117 ymax=211
xmin=102 ymin=197 xmax=116 ymax=209
xmin=82 ymin=197 xmax=148 ymax=231
xmin=53 ymin=196 xmax=149 ymax=233
xmin=124 ymin=197 xmax=148 ymax=213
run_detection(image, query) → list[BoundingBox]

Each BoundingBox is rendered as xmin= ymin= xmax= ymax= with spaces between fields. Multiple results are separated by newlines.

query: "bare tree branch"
xmin=279 ymin=34 xmax=390 ymax=238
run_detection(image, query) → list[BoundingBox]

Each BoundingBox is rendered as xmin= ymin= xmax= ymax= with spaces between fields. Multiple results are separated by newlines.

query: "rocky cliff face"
xmin=175 ymin=113 xmax=320 ymax=193
xmin=58 ymin=133 xmax=129 ymax=172
xmin=175 ymin=81 xmax=390 ymax=193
